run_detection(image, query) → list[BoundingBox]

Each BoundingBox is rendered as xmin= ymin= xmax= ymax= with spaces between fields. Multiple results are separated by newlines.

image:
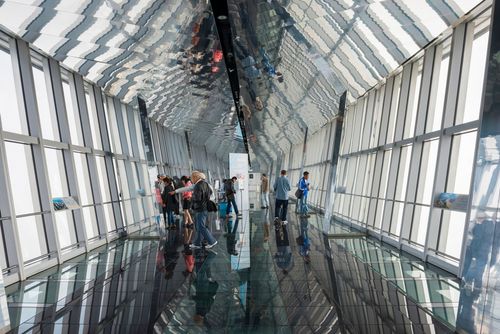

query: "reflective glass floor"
xmin=3 ymin=194 xmax=460 ymax=333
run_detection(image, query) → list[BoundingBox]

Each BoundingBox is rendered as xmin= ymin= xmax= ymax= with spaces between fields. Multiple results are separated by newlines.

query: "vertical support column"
xmin=16 ymin=41 xmax=62 ymax=266
xmin=457 ymin=3 xmax=500 ymax=333
xmin=323 ymin=91 xmax=346 ymax=233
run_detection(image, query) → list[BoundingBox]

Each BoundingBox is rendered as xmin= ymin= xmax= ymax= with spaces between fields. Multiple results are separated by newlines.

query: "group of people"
xmin=262 ymin=170 xmax=311 ymax=226
xmin=155 ymin=171 xmax=218 ymax=250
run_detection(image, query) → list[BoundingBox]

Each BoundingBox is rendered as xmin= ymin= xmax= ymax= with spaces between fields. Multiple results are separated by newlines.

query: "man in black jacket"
xmin=173 ymin=171 xmax=217 ymax=249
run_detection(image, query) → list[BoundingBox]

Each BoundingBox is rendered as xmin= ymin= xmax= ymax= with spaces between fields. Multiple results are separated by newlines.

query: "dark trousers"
xmin=226 ymin=197 xmax=239 ymax=215
xmin=275 ymin=199 xmax=288 ymax=221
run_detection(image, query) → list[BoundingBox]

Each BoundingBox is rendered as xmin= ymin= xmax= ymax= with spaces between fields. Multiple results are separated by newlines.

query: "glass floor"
xmin=2 ymin=196 xmax=460 ymax=333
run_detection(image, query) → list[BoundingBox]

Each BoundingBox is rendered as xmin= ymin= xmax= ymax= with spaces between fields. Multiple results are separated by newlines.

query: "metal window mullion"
xmin=16 ymin=40 xmax=62 ymax=265
xmin=47 ymin=57 xmax=88 ymax=251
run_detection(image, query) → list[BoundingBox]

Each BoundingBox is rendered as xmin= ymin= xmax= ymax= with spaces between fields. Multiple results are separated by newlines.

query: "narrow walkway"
xmin=3 ymin=191 xmax=460 ymax=333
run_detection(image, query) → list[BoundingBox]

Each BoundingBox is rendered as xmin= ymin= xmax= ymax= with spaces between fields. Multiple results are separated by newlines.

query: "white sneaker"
xmin=205 ymin=241 xmax=218 ymax=249
xmin=190 ymin=244 xmax=202 ymax=249
xmin=282 ymin=220 xmax=288 ymax=225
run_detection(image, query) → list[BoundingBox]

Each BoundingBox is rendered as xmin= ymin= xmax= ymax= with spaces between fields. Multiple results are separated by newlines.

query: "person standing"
xmin=298 ymin=171 xmax=311 ymax=217
xmin=181 ymin=175 xmax=194 ymax=248
xmin=154 ymin=174 xmax=165 ymax=224
xmin=172 ymin=171 xmax=217 ymax=249
xmin=161 ymin=177 xmax=178 ymax=229
xmin=273 ymin=170 xmax=291 ymax=225
xmin=225 ymin=177 xmax=240 ymax=217
xmin=260 ymin=174 xmax=269 ymax=209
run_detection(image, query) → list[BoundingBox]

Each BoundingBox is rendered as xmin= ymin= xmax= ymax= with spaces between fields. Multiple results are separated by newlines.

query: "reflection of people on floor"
xmin=225 ymin=218 xmax=239 ymax=256
xmin=193 ymin=251 xmax=219 ymax=325
xmin=458 ymin=216 xmax=497 ymax=333
xmin=263 ymin=208 xmax=270 ymax=242
xmin=164 ymin=229 xmax=180 ymax=280
xmin=274 ymin=223 xmax=294 ymax=274
xmin=296 ymin=216 xmax=311 ymax=263
xmin=183 ymin=248 xmax=195 ymax=277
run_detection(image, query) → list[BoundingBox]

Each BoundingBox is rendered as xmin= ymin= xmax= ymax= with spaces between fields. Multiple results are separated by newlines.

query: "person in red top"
xmin=181 ymin=176 xmax=194 ymax=245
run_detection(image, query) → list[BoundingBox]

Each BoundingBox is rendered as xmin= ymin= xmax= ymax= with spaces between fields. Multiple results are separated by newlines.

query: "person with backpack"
xmin=297 ymin=171 xmax=311 ymax=217
xmin=171 ymin=171 xmax=217 ymax=249
xmin=273 ymin=170 xmax=291 ymax=225
xmin=225 ymin=177 xmax=240 ymax=217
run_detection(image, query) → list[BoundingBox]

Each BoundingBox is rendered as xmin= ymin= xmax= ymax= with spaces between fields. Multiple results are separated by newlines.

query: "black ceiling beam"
xmin=209 ymin=0 xmax=250 ymax=161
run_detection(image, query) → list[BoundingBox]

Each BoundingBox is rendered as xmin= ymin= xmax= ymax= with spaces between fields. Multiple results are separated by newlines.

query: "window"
xmin=404 ymin=58 xmax=423 ymax=139
xmin=121 ymin=104 xmax=133 ymax=155
xmin=73 ymin=153 xmax=99 ymax=239
xmin=62 ymin=72 xmax=84 ymax=145
xmin=416 ymin=140 xmax=439 ymax=205
xmin=4 ymin=142 xmax=40 ymax=215
xmin=426 ymin=38 xmax=451 ymax=133
xmin=446 ymin=131 xmax=477 ymax=194
xmin=104 ymin=96 xmax=122 ymax=154
xmin=370 ymin=85 xmax=385 ymax=148
xmin=0 ymin=44 xmax=28 ymax=134
xmin=387 ymin=73 xmax=402 ymax=144
xmin=456 ymin=15 xmax=491 ymax=124
xmin=395 ymin=146 xmax=412 ymax=201
xmin=84 ymin=84 xmax=102 ymax=149
xmin=32 ymin=56 xmax=59 ymax=140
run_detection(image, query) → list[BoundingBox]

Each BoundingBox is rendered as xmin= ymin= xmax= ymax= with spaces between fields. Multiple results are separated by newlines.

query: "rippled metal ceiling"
xmin=229 ymin=0 xmax=483 ymax=166
xmin=0 ymin=0 xmax=483 ymax=166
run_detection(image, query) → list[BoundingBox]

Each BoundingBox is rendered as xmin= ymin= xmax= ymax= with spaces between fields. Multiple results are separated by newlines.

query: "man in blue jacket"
xmin=298 ymin=171 xmax=310 ymax=217
xmin=273 ymin=170 xmax=291 ymax=224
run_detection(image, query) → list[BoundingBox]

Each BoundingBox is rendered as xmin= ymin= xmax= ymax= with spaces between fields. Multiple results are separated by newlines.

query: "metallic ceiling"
xmin=0 ymin=0 xmax=483 ymax=166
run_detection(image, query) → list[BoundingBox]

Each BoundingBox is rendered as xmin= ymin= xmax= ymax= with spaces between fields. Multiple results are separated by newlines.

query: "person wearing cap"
xmin=298 ymin=171 xmax=311 ymax=217
xmin=171 ymin=171 xmax=217 ymax=249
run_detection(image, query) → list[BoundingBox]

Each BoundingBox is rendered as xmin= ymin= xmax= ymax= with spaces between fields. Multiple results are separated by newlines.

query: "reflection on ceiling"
xmin=0 ymin=0 xmax=483 ymax=166
xmin=229 ymin=0 xmax=483 ymax=165
xmin=0 ymin=0 xmax=245 ymax=159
